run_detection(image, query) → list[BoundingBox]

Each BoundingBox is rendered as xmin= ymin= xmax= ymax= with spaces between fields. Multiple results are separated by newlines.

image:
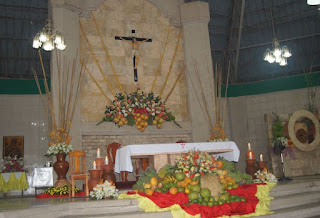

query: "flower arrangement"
xmin=253 ymin=169 xmax=278 ymax=183
xmin=175 ymin=150 xmax=221 ymax=178
xmin=209 ymin=121 xmax=228 ymax=142
xmin=45 ymin=142 xmax=73 ymax=157
xmin=1 ymin=156 xmax=25 ymax=173
xmin=99 ymin=88 xmax=176 ymax=131
xmin=90 ymin=180 xmax=119 ymax=200
xmin=272 ymin=136 xmax=288 ymax=148
xmin=44 ymin=185 xmax=80 ymax=195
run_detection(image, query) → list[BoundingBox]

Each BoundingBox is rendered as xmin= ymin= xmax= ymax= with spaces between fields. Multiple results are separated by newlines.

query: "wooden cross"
xmin=115 ymin=30 xmax=152 ymax=82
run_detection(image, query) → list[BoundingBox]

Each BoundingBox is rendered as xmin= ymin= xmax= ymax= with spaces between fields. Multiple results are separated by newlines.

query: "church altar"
xmin=114 ymin=141 xmax=240 ymax=173
xmin=0 ymin=172 xmax=29 ymax=193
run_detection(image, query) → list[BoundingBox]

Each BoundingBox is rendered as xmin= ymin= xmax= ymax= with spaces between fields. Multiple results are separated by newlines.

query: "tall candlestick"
xmin=93 ymin=160 xmax=96 ymax=169
xmin=248 ymin=142 xmax=251 ymax=150
xmin=259 ymin=154 xmax=263 ymax=161
xmin=97 ymin=148 xmax=100 ymax=158
xmin=105 ymin=156 xmax=109 ymax=165
xmin=249 ymin=152 xmax=252 ymax=159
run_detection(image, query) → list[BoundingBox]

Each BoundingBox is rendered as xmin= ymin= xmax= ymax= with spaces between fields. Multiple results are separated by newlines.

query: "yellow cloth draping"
xmin=119 ymin=183 xmax=276 ymax=218
xmin=0 ymin=172 xmax=29 ymax=193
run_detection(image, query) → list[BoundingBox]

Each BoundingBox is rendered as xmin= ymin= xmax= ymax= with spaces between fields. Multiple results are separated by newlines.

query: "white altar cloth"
xmin=114 ymin=141 xmax=240 ymax=173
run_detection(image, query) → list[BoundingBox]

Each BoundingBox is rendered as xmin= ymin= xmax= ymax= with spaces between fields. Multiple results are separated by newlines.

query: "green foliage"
xmin=272 ymin=120 xmax=284 ymax=140
xmin=133 ymin=168 xmax=158 ymax=190
xmin=127 ymin=114 xmax=135 ymax=126
xmin=217 ymin=157 xmax=253 ymax=184
xmin=44 ymin=185 xmax=80 ymax=195
xmin=217 ymin=157 xmax=235 ymax=172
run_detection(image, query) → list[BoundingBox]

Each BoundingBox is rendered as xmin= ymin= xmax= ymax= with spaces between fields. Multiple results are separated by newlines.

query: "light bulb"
xmin=279 ymin=58 xmax=287 ymax=66
xmin=56 ymin=43 xmax=66 ymax=50
xmin=273 ymin=47 xmax=282 ymax=57
xmin=282 ymin=46 xmax=292 ymax=58
xmin=43 ymin=39 xmax=54 ymax=51
xmin=275 ymin=55 xmax=282 ymax=63
xmin=307 ymin=0 xmax=320 ymax=5
xmin=39 ymin=30 xmax=48 ymax=42
xmin=54 ymin=34 xmax=62 ymax=44
xmin=267 ymin=55 xmax=275 ymax=63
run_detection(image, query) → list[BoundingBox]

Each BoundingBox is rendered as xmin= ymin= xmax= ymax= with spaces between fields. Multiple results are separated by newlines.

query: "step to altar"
xmin=1 ymin=175 xmax=320 ymax=218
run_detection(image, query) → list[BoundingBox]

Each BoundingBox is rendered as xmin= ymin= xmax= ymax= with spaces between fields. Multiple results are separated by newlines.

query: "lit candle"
xmin=260 ymin=154 xmax=263 ymax=161
xmin=249 ymin=152 xmax=252 ymax=159
xmin=248 ymin=142 xmax=251 ymax=150
xmin=93 ymin=161 xmax=96 ymax=169
xmin=97 ymin=148 xmax=100 ymax=158
xmin=105 ymin=156 xmax=109 ymax=165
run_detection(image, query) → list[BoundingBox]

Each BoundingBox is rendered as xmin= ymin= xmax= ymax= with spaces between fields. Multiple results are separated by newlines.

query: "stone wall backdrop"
xmin=79 ymin=0 xmax=187 ymax=123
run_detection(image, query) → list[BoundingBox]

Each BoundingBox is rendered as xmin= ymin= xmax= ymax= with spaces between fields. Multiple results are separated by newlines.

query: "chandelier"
xmin=32 ymin=1 xmax=66 ymax=51
xmin=263 ymin=0 xmax=291 ymax=66
xmin=264 ymin=38 xmax=291 ymax=66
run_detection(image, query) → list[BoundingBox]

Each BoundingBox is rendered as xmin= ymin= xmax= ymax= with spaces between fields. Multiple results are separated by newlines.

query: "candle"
xmin=93 ymin=160 xmax=96 ymax=169
xmin=105 ymin=156 xmax=109 ymax=165
xmin=97 ymin=148 xmax=100 ymax=158
xmin=248 ymin=142 xmax=251 ymax=150
xmin=249 ymin=152 xmax=252 ymax=159
xmin=260 ymin=154 xmax=263 ymax=161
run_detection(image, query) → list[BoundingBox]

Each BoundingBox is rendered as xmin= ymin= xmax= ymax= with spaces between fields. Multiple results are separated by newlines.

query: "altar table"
xmin=0 ymin=172 xmax=29 ymax=193
xmin=114 ymin=141 xmax=240 ymax=173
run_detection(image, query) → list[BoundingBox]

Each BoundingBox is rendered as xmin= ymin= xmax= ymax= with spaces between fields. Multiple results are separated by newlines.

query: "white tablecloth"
xmin=32 ymin=167 xmax=53 ymax=187
xmin=114 ymin=141 xmax=240 ymax=173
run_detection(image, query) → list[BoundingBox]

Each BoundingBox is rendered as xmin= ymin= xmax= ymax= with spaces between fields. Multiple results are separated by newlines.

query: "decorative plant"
xmin=99 ymin=88 xmax=176 ymax=132
xmin=1 ymin=156 xmax=25 ymax=173
xmin=44 ymin=185 xmax=80 ymax=195
xmin=90 ymin=180 xmax=119 ymax=200
xmin=253 ymin=169 xmax=278 ymax=183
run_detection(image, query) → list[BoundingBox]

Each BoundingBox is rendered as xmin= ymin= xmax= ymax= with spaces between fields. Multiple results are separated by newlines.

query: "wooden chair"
xmin=105 ymin=142 xmax=124 ymax=181
xmin=69 ymin=150 xmax=89 ymax=197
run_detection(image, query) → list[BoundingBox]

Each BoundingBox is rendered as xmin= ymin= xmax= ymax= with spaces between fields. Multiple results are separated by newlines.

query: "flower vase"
xmin=53 ymin=153 xmax=70 ymax=187
xmin=102 ymin=165 xmax=116 ymax=183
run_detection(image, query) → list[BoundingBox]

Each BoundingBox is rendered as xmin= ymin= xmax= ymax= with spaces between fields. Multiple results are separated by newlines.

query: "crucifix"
xmin=115 ymin=30 xmax=152 ymax=82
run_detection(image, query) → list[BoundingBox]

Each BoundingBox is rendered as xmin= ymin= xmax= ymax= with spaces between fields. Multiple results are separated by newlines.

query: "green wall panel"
xmin=0 ymin=79 xmax=50 ymax=94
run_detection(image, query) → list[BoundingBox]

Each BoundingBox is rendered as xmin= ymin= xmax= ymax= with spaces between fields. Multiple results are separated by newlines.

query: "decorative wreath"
xmin=288 ymin=110 xmax=320 ymax=151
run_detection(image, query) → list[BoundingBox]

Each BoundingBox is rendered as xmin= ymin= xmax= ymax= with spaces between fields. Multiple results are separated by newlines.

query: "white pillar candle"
xmin=97 ymin=148 xmax=100 ymax=158
xmin=249 ymin=152 xmax=252 ymax=159
xmin=93 ymin=161 xmax=96 ymax=169
xmin=105 ymin=156 xmax=109 ymax=165
xmin=260 ymin=154 xmax=263 ymax=161
xmin=248 ymin=142 xmax=251 ymax=150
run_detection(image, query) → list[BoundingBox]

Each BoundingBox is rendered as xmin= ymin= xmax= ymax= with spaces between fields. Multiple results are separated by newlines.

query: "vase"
xmin=53 ymin=153 xmax=70 ymax=187
xmin=88 ymin=169 xmax=102 ymax=191
xmin=102 ymin=165 xmax=116 ymax=183
xmin=245 ymin=159 xmax=258 ymax=179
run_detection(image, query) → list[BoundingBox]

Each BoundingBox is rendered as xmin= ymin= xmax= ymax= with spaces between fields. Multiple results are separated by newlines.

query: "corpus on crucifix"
xmin=115 ymin=30 xmax=152 ymax=82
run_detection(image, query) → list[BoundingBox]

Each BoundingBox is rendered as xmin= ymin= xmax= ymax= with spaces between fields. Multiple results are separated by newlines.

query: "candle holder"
xmin=102 ymin=165 xmax=116 ymax=183
xmin=88 ymin=169 xmax=102 ymax=191
xmin=95 ymin=157 xmax=104 ymax=177
xmin=257 ymin=161 xmax=267 ymax=171
xmin=245 ymin=159 xmax=258 ymax=179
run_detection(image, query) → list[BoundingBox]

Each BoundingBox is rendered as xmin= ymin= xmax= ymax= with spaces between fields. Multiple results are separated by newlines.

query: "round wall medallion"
xmin=288 ymin=110 xmax=320 ymax=151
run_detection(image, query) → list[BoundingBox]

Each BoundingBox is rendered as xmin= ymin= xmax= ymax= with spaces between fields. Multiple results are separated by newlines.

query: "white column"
xmin=180 ymin=1 xmax=215 ymax=142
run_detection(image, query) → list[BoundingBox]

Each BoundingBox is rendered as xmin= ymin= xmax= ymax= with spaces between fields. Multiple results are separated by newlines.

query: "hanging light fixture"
xmin=32 ymin=1 xmax=66 ymax=51
xmin=263 ymin=0 xmax=291 ymax=66
xmin=307 ymin=0 xmax=320 ymax=5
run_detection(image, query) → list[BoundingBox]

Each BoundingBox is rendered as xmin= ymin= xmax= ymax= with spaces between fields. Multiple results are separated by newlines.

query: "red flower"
xmin=190 ymin=174 xmax=195 ymax=178
xmin=200 ymin=172 xmax=204 ymax=176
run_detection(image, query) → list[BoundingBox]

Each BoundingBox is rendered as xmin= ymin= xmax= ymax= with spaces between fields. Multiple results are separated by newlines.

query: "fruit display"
xmin=133 ymin=150 xmax=254 ymax=207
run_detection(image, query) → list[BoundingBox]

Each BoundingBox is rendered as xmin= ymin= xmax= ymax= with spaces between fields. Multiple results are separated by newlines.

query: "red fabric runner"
xmin=128 ymin=183 xmax=264 ymax=218
xmin=35 ymin=191 xmax=86 ymax=198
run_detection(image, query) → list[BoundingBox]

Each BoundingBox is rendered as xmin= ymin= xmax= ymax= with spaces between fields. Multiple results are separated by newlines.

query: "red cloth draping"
xmin=35 ymin=191 xmax=86 ymax=198
xmin=128 ymin=183 xmax=265 ymax=218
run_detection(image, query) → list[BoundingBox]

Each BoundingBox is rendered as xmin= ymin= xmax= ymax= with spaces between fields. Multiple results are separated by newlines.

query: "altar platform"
xmin=0 ymin=175 xmax=319 ymax=218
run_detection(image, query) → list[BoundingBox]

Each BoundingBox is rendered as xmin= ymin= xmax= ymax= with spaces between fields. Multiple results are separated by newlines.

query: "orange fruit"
xmin=156 ymin=123 xmax=162 ymax=129
xmin=136 ymin=113 xmax=141 ymax=117
xmin=216 ymin=161 xmax=223 ymax=168
xmin=169 ymin=187 xmax=178 ymax=195
xmin=133 ymin=189 xmax=139 ymax=193
xmin=185 ymin=188 xmax=190 ymax=194
xmin=150 ymin=177 xmax=158 ymax=186
xmin=145 ymin=189 xmax=154 ymax=196
xmin=184 ymin=177 xmax=192 ymax=184
xmin=190 ymin=181 xmax=198 ymax=185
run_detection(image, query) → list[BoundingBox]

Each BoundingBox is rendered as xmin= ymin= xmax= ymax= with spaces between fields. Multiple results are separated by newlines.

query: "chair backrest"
xmin=69 ymin=150 xmax=86 ymax=175
xmin=106 ymin=142 xmax=121 ymax=166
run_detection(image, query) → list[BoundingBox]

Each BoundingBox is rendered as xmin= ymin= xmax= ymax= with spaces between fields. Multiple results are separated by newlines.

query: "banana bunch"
xmin=162 ymin=176 xmax=178 ymax=190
